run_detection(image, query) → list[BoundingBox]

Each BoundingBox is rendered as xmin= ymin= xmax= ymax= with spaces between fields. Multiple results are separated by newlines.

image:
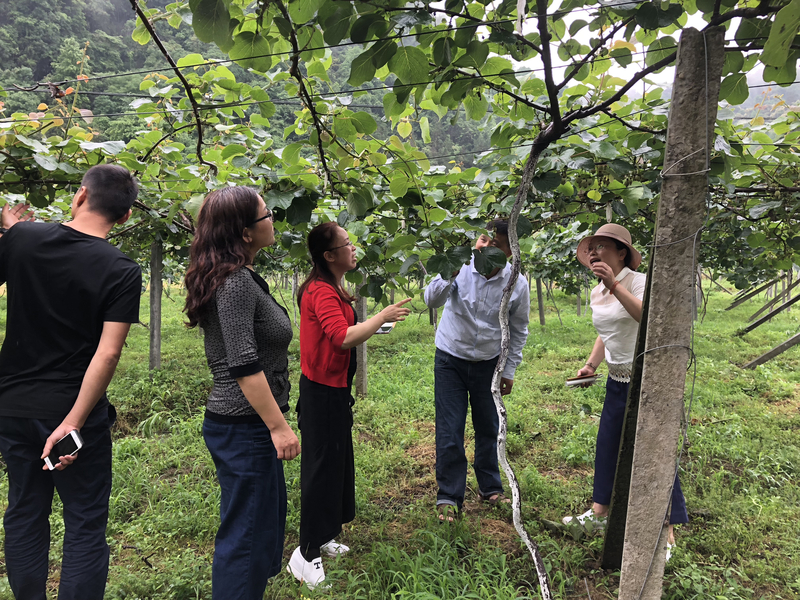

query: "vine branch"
xmin=128 ymin=0 xmax=217 ymax=175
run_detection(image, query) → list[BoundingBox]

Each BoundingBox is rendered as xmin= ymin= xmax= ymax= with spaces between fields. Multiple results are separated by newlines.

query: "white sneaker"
xmin=562 ymin=508 xmax=607 ymax=529
xmin=287 ymin=546 xmax=326 ymax=589
xmin=320 ymin=539 xmax=350 ymax=557
xmin=666 ymin=542 xmax=676 ymax=562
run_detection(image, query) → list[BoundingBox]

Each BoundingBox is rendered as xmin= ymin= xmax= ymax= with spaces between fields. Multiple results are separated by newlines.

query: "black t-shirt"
xmin=0 ymin=222 xmax=142 ymax=419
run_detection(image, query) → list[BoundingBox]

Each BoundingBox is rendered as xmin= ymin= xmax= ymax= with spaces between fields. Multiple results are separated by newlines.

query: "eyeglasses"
xmin=328 ymin=241 xmax=355 ymax=251
xmin=248 ymin=209 xmax=273 ymax=226
xmin=586 ymin=243 xmax=607 ymax=253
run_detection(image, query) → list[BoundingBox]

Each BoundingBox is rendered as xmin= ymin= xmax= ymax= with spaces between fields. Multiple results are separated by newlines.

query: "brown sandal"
xmin=478 ymin=492 xmax=512 ymax=506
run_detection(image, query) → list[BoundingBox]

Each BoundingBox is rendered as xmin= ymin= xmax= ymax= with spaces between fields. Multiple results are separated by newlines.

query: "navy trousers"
xmin=434 ymin=349 xmax=504 ymax=510
xmin=0 ymin=405 xmax=115 ymax=600
xmin=594 ymin=377 xmax=689 ymax=524
xmin=202 ymin=418 xmax=287 ymax=600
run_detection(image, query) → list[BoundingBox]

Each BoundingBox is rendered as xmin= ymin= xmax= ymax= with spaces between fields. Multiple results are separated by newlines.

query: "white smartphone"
xmin=44 ymin=430 xmax=84 ymax=470
xmin=375 ymin=322 xmax=395 ymax=334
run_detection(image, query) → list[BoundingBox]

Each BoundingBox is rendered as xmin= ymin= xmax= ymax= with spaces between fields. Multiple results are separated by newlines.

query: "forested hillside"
xmin=0 ymin=0 xmax=490 ymax=164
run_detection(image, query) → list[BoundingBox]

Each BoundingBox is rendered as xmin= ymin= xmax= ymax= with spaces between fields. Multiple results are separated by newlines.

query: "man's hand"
xmin=2 ymin=203 xmax=34 ymax=230
xmin=40 ymin=422 xmax=81 ymax=471
xmin=500 ymin=377 xmax=514 ymax=396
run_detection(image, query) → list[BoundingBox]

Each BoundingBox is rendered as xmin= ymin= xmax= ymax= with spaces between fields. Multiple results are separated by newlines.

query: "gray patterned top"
xmin=201 ymin=267 xmax=293 ymax=417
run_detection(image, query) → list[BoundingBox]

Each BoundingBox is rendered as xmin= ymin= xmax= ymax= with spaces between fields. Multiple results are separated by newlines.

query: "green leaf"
xmin=353 ymin=112 xmax=377 ymax=135
xmin=611 ymin=48 xmax=632 ymax=67
xmin=370 ymin=39 xmax=398 ymax=69
xmin=589 ymin=141 xmax=619 ymax=160
xmin=348 ymin=51 xmax=377 ymax=86
xmin=347 ymin=188 xmax=372 ymax=217
xmin=383 ymin=93 xmax=406 ymax=118
xmin=190 ymin=0 xmax=234 ymax=50
xmin=448 ymin=246 xmax=472 ymax=266
xmin=265 ymin=189 xmax=295 ymax=210
xmin=351 ymin=14 xmax=385 ymax=43
xmin=427 ymin=254 xmax=461 ymax=278
xmin=400 ymin=254 xmax=420 ymax=274
xmin=33 ymin=154 xmax=59 ymax=171
xmin=286 ymin=195 xmax=316 ymax=226
xmin=397 ymin=121 xmax=413 ymax=138
xmin=433 ymin=37 xmax=454 ymax=67
xmin=78 ymin=141 xmax=126 ymax=155
xmin=719 ymin=74 xmax=749 ymax=105
xmin=388 ymin=47 xmax=429 ymax=86
xmin=429 ymin=207 xmax=447 ymax=223
xmin=420 ymin=116 xmax=431 ymax=144
xmin=516 ymin=216 xmax=533 ymax=238
xmin=282 ymin=142 xmax=303 ymax=165
xmin=636 ymin=2 xmax=659 ymax=29
xmin=645 ymin=36 xmax=676 ymax=69
xmin=532 ymin=171 xmax=562 ymax=192
xmin=177 ymin=53 xmax=205 ymax=68
xmin=334 ymin=116 xmax=358 ymax=142
xmin=323 ymin=5 xmax=353 ymax=46
xmin=288 ymin=0 xmax=324 ymax=24
xmin=390 ymin=235 xmax=417 ymax=251
xmin=473 ymin=247 xmax=507 ymax=277
xmin=390 ymin=174 xmax=411 ymax=198
xmin=453 ymin=40 xmax=489 ymax=69
xmin=749 ymin=200 xmax=782 ymax=219
xmin=463 ymin=91 xmax=489 ymax=120
xmin=761 ymin=0 xmax=800 ymax=67
xmin=132 ymin=22 xmax=152 ymax=45
xmin=221 ymin=144 xmax=247 ymax=160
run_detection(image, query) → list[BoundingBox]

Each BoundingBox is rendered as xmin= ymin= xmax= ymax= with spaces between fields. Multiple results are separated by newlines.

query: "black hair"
xmin=81 ymin=164 xmax=138 ymax=222
xmin=488 ymin=218 xmax=509 ymax=237
xmin=611 ymin=239 xmax=634 ymax=268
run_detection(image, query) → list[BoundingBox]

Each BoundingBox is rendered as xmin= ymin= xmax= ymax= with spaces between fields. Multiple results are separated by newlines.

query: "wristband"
xmin=584 ymin=362 xmax=596 ymax=372
xmin=608 ymin=280 xmax=619 ymax=295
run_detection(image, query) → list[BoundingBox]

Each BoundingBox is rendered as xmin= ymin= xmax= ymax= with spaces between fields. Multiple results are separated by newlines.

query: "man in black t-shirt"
xmin=0 ymin=164 xmax=142 ymax=600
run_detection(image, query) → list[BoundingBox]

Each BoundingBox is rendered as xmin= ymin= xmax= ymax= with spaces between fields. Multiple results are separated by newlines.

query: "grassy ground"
xmin=0 ymin=277 xmax=798 ymax=599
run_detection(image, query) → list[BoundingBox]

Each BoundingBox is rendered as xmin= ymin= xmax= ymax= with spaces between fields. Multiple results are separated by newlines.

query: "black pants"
xmin=0 ymin=405 xmax=115 ymax=600
xmin=297 ymin=375 xmax=355 ymax=561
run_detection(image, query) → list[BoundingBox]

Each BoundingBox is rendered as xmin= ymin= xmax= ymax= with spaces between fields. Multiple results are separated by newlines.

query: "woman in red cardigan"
xmin=287 ymin=221 xmax=411 ymax=589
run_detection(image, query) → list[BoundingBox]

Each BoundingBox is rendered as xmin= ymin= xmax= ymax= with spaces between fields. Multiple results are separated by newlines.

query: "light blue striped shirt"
xmin=424 ymin=259 xmax=530 ymax=379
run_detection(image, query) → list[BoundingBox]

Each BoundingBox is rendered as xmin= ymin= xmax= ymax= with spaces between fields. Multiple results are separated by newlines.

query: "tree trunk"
xmin=149 ymin=238 xmax=163 ymax=371
xmin=618 ymin=26 xmax=725 ymax=600
xmin=536 ymin=279 xmax=545 ymax=327
xmin=292 ymin=270 xmax=299 ymax=327
xmin=355 ymin=295 xmax=368 ymax=398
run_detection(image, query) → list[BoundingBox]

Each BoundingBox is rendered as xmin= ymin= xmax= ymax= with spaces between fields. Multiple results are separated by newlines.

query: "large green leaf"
xmin=761 ymin=0 xmax=800 ymax=67
xmin=370 ymin=39 xmax=398 ymax=69
xmin=427 ymin=254 xmax=461 ymax=278
xmin=453 ymin=41 xmax=489 ymax=69
xmin=463 ymin=91 xmax=489 ymax=120
xmin=719 ymin=74 xmax=749 ymax=105
xmin=229 ymin=32 xmax=272 ymax=72
xmin=645 ymin=36 xmax=676 ymax=69
xmin=190 ymin=0 xmax=234 ymax=50
xmin=353 ymin=112 xmax=377 ymax=135
xmin=388 ymin=47 xmax=429 ymax=86
xmin=589 ymin=141 xmax=619 ymax=160
xmin=473 ymin=247 xmax=507 ymax=277
xmin=286 ymin=195 xmax=316 ymax=226
xmin=350 ymin=13 xmax=386 ymax=43
xmin=323 ymin=5 xmax=353 ymax=46
xmin=348 ymin=51 xmax=377 ymax=86
xmin=288 ymin=0 xmax=324 ymax=23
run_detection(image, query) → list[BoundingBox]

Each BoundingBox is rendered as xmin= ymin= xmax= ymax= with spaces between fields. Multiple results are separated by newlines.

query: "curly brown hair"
xmin=184 ymin=187 xmax=261 ymax=327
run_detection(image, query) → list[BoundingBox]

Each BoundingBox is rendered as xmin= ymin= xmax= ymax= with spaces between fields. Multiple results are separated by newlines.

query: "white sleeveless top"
xmin=590 ymin=267 xmax=646 ymax=382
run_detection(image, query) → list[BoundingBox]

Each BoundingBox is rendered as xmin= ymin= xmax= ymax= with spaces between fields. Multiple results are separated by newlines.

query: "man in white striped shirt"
xmin=424 ymin=220 xmax=530 ymax=521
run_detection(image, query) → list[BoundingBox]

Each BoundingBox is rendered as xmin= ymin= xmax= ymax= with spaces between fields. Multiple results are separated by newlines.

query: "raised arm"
xmin=424 ymin=273 xmax=458 ymax=308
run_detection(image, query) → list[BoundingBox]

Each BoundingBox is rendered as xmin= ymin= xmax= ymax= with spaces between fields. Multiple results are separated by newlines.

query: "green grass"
xmin=0 ymin=277 xmax=798 ymax=599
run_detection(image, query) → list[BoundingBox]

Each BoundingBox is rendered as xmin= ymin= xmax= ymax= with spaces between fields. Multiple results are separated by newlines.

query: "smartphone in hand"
xmin=44 ymin=430 xmax=84 ymax=470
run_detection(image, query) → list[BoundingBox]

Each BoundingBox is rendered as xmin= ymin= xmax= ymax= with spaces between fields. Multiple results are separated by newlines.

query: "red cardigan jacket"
xmin=299 ymin=280 xmax=355 ymax=388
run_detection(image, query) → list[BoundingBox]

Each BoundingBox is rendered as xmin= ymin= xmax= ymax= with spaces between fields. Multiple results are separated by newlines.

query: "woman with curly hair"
xmin=184 ymin=186 xmax=300 ymax=600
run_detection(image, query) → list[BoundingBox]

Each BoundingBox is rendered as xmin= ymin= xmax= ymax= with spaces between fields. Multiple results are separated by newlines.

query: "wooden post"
xmin=618 ymin=27 xmax=725 ymax=600
xmin=149 ymin=238 xmax=163 ymax=371
xmin=355 ymin=294 xmax=368 ymax=398
xmin=576 ymin=288 xmax=581 ymax=317
xmin=742 ymin=292 xmax=800 ymax=333
xmin=536 ymin=278 xmax=545 ymax=326
xmin=742 ymin=332 xmax=800 ymax=369
xmin=726 ymin=278 xmax=779 ymax=310
xmin=292 ymin=270 xmax=299 ymax=327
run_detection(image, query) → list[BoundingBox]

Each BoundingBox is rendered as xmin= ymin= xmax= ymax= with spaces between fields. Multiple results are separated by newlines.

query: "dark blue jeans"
xmin=434 ymin=349 xmax=503 ymax=509
xmin=0 ymin=405 xmax=115 ymax=600
xmin=202 ymin=418 xmax=287 ymax=600
xmin=594 ymin=377 xmax=689 ymax=525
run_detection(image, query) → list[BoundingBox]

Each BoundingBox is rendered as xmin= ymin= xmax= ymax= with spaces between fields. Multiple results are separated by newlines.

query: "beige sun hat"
xmin=576 ymin=223 xmax=642 ymax=270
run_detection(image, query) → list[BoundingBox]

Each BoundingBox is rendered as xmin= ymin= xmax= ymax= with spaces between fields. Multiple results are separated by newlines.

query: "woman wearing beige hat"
xmin=562 ymin=223 xmax=687 ymax=558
